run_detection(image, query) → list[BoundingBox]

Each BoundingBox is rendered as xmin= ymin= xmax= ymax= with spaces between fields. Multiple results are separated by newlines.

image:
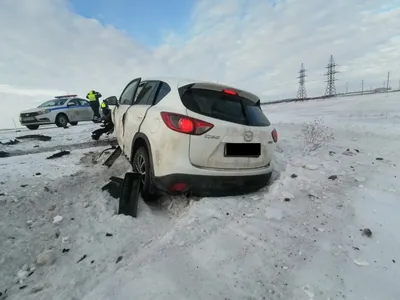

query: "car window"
xmin=132 ymin=82 xmax=146 ymax=103
xmin=77 ymin=99 xmax=89 ymax=106
xmin=179 ymin=87 xmax=270 ymax=126
xmin=119 ymin=79 xmax=140 ymax=105
xmin=154 ymin=82 xmax=171 ymax=105
xmin=133 ymin=81 xmax=159 ymax=105
xmin=38 ymin=99 xmax=67 ymax=107
xmin=245 ymin=106 xmax=271 ymax=126
xmin=68 ymin=99 xmax=79 ymax=106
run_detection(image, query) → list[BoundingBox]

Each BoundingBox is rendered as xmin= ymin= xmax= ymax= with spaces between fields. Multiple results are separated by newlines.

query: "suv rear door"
xmin=179 ymin=83 xmax=274 ymax=170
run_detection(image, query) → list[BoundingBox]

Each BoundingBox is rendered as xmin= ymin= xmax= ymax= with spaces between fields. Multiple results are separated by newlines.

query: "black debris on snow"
xmin=16 ymin=134 xmax=51 ymax=141
xmin=0 ymin=151 xmax=10 ymax=158
xmin=361 ymin=228 xmax=372 ymax=237
xmin=46 ymin=150 xmax=70 ymax=159
xmin=0 ymin=139 xmax=20 ymax=145
xmin=77 ymin=255 xmax=87 ymax=263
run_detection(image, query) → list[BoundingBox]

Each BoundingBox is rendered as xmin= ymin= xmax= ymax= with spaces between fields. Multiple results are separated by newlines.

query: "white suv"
xmin=106 ymin=77 xmax=278 ymax=200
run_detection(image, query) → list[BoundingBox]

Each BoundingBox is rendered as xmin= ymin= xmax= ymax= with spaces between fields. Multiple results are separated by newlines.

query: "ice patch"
xmin=52 ymin=215 xmax=63 ymax=224
xmin=354 ymin=259 xmax=370 ymax=266
xmin=354 ymin=176 xmax=366 ymax=182
xmin=264 ymin=207 xmax=283 ymax=220
xmin=303 ymin=164 xmax=319 ymax=170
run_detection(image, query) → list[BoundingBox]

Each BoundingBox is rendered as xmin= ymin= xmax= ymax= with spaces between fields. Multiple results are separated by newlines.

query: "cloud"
xmin=0 ymin=0 xmax=399 ymax=128
xmin=0 ymin=85 xmax=66 ymax=97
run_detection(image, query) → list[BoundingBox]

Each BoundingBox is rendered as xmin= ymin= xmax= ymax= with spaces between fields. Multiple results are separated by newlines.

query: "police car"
xmin=19 ymin=95 xmax=95 ymax=130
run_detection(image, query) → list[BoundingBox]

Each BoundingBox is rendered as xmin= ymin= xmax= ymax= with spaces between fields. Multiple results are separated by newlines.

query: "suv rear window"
xmin=179 ymin=86 xmax=271 ymax=126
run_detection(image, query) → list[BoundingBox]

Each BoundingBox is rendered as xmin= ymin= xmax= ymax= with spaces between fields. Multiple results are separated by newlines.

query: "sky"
xmin=0 ymin=0 xmax=400 ymax=129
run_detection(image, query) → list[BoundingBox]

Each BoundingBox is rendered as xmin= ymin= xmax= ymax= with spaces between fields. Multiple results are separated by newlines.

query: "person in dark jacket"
xmin=86 ymin=90 xmax=102 ymax=122
xmin=91 ymin=100 xmax=114 ymax=140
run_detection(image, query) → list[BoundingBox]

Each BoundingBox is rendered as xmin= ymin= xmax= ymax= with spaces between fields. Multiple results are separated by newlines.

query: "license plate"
xmin=224 ymin=143 xmax=261 ymax=157
xmin=22 ymin=117 xmax=35 ymax=121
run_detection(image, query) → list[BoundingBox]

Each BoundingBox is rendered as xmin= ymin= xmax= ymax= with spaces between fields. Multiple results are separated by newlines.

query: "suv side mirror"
xmin=105 ymin=96 xmax=118 ymax=106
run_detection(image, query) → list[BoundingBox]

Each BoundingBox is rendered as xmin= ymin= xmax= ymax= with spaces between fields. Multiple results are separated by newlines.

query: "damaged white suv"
xmin=106 ymin=77 xmax=278 ymax=200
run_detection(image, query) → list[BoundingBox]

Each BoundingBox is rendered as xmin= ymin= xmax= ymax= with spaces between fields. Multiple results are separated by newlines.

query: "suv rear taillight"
xmin=272 ymin=128 xmax=278 ymax=143
xmin=160 ymin=112 xmax=214 ymax=135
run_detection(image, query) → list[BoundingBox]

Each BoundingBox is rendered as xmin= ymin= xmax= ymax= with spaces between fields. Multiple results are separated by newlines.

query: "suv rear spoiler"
xmin=178 ymin=82 xmax=260 ymax=104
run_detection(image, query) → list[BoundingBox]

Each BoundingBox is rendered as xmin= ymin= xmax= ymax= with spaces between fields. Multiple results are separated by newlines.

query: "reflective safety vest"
xmin=101 ymin=102 xmax=107 ymax=108
xmin=87 ymin=91 xmax=97 ymax=102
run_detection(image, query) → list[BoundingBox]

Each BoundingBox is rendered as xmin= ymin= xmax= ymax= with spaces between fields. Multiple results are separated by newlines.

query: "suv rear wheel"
xmin=133 ymin=146 xmax=158 ymax=201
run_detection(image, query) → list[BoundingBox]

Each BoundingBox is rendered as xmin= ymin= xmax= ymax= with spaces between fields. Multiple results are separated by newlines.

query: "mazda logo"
xmin=244 ymin=131 xmax=253 ymax=142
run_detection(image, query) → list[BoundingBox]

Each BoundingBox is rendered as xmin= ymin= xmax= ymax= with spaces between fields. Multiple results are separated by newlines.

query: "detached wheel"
xmin=55 ymin=113 xmax=69 ymax=127
xmin=70 ymin=122 xmax=78 ymax=126
xmin=132 ymin=147 xmax=158 ymax=201
xmin=26 ymin=125 xmax=39 ymax=130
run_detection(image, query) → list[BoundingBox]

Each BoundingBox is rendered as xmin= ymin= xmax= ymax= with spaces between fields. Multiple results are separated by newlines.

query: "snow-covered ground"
xmin=0 ymin=123 xmax=114 ymax=156
xmin=1 ymin=93 xmax=399 ymax=300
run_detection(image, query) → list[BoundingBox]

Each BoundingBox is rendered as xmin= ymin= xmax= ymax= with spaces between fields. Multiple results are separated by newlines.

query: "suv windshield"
xmin=38 ymin=99 xmax=68 ymax=107
xmin=179 ymin=85 xmax=271 ymax=126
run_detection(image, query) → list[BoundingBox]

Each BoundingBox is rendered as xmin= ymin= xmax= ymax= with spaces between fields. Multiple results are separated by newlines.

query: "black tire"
xmin=70 ymin=122 xmax=78 ymax=126
xmin=26 ymin=125 xmax=39 ymax=130
xmin=132 ymin=146 xmax=158 ymax=202
xmin=55 ymin=114 xmax=69 ymax=127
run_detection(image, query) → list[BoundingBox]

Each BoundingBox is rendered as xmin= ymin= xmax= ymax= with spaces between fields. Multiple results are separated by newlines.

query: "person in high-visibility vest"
xmin=100 ymin=100 xmax=111 ymax=120
xmin=86 ymin=90 xmax=102 ymax=121
xmin=91 ymin=100 xmax=114 ymax=140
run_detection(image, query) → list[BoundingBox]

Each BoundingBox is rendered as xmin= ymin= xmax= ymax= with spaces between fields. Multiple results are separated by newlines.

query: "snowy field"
xmin=0 ymin=93 xmax=399 ymax=300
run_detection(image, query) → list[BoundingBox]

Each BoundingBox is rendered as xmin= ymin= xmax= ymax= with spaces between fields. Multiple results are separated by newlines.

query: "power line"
xmin=324 ymin=55 xmax=338 ymax=97
xmin=386 ymin=72 xmax=390 ymax=92
xmin=361 ymin=79 xmax=364 ymax=95
xmin=297 ymin=63 xmax=307 ymax=100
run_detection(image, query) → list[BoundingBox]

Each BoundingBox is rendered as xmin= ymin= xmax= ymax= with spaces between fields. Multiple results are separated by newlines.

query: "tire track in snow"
xmin=2 ymin=139 xmax=118 ymax=157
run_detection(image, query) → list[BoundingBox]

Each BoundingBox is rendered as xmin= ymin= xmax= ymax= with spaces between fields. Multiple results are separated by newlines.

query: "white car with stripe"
xmin=19 ymin=95 xmax=95 ymax=130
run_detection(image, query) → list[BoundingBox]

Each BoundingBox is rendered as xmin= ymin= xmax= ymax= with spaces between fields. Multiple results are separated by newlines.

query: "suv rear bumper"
xmin=152 ymin=172 xmax=272 ymax=197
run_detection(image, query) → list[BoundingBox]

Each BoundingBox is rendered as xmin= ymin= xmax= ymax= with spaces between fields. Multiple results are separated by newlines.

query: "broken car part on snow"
xmin=46 ymin=150 xmax=70 ymax=159
xmin=0 ymin=135 xmax=51 ymax=147
xmin=0 ymin=151 xmax=10 ymax=158
xmin=0 ymin=139 xmax=20 ymax=145
xmin=102 ymin=146 xmax=122 ymax=168
xmin=101 ymin=173 xmax=141 ymax=218
xmin=101 ymin=176 xmax=123 ymax=199
xmin=117 ymin=172 xmax=141 ymax=218
xmin=16 ymin=134 xmax=52 ymax=142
